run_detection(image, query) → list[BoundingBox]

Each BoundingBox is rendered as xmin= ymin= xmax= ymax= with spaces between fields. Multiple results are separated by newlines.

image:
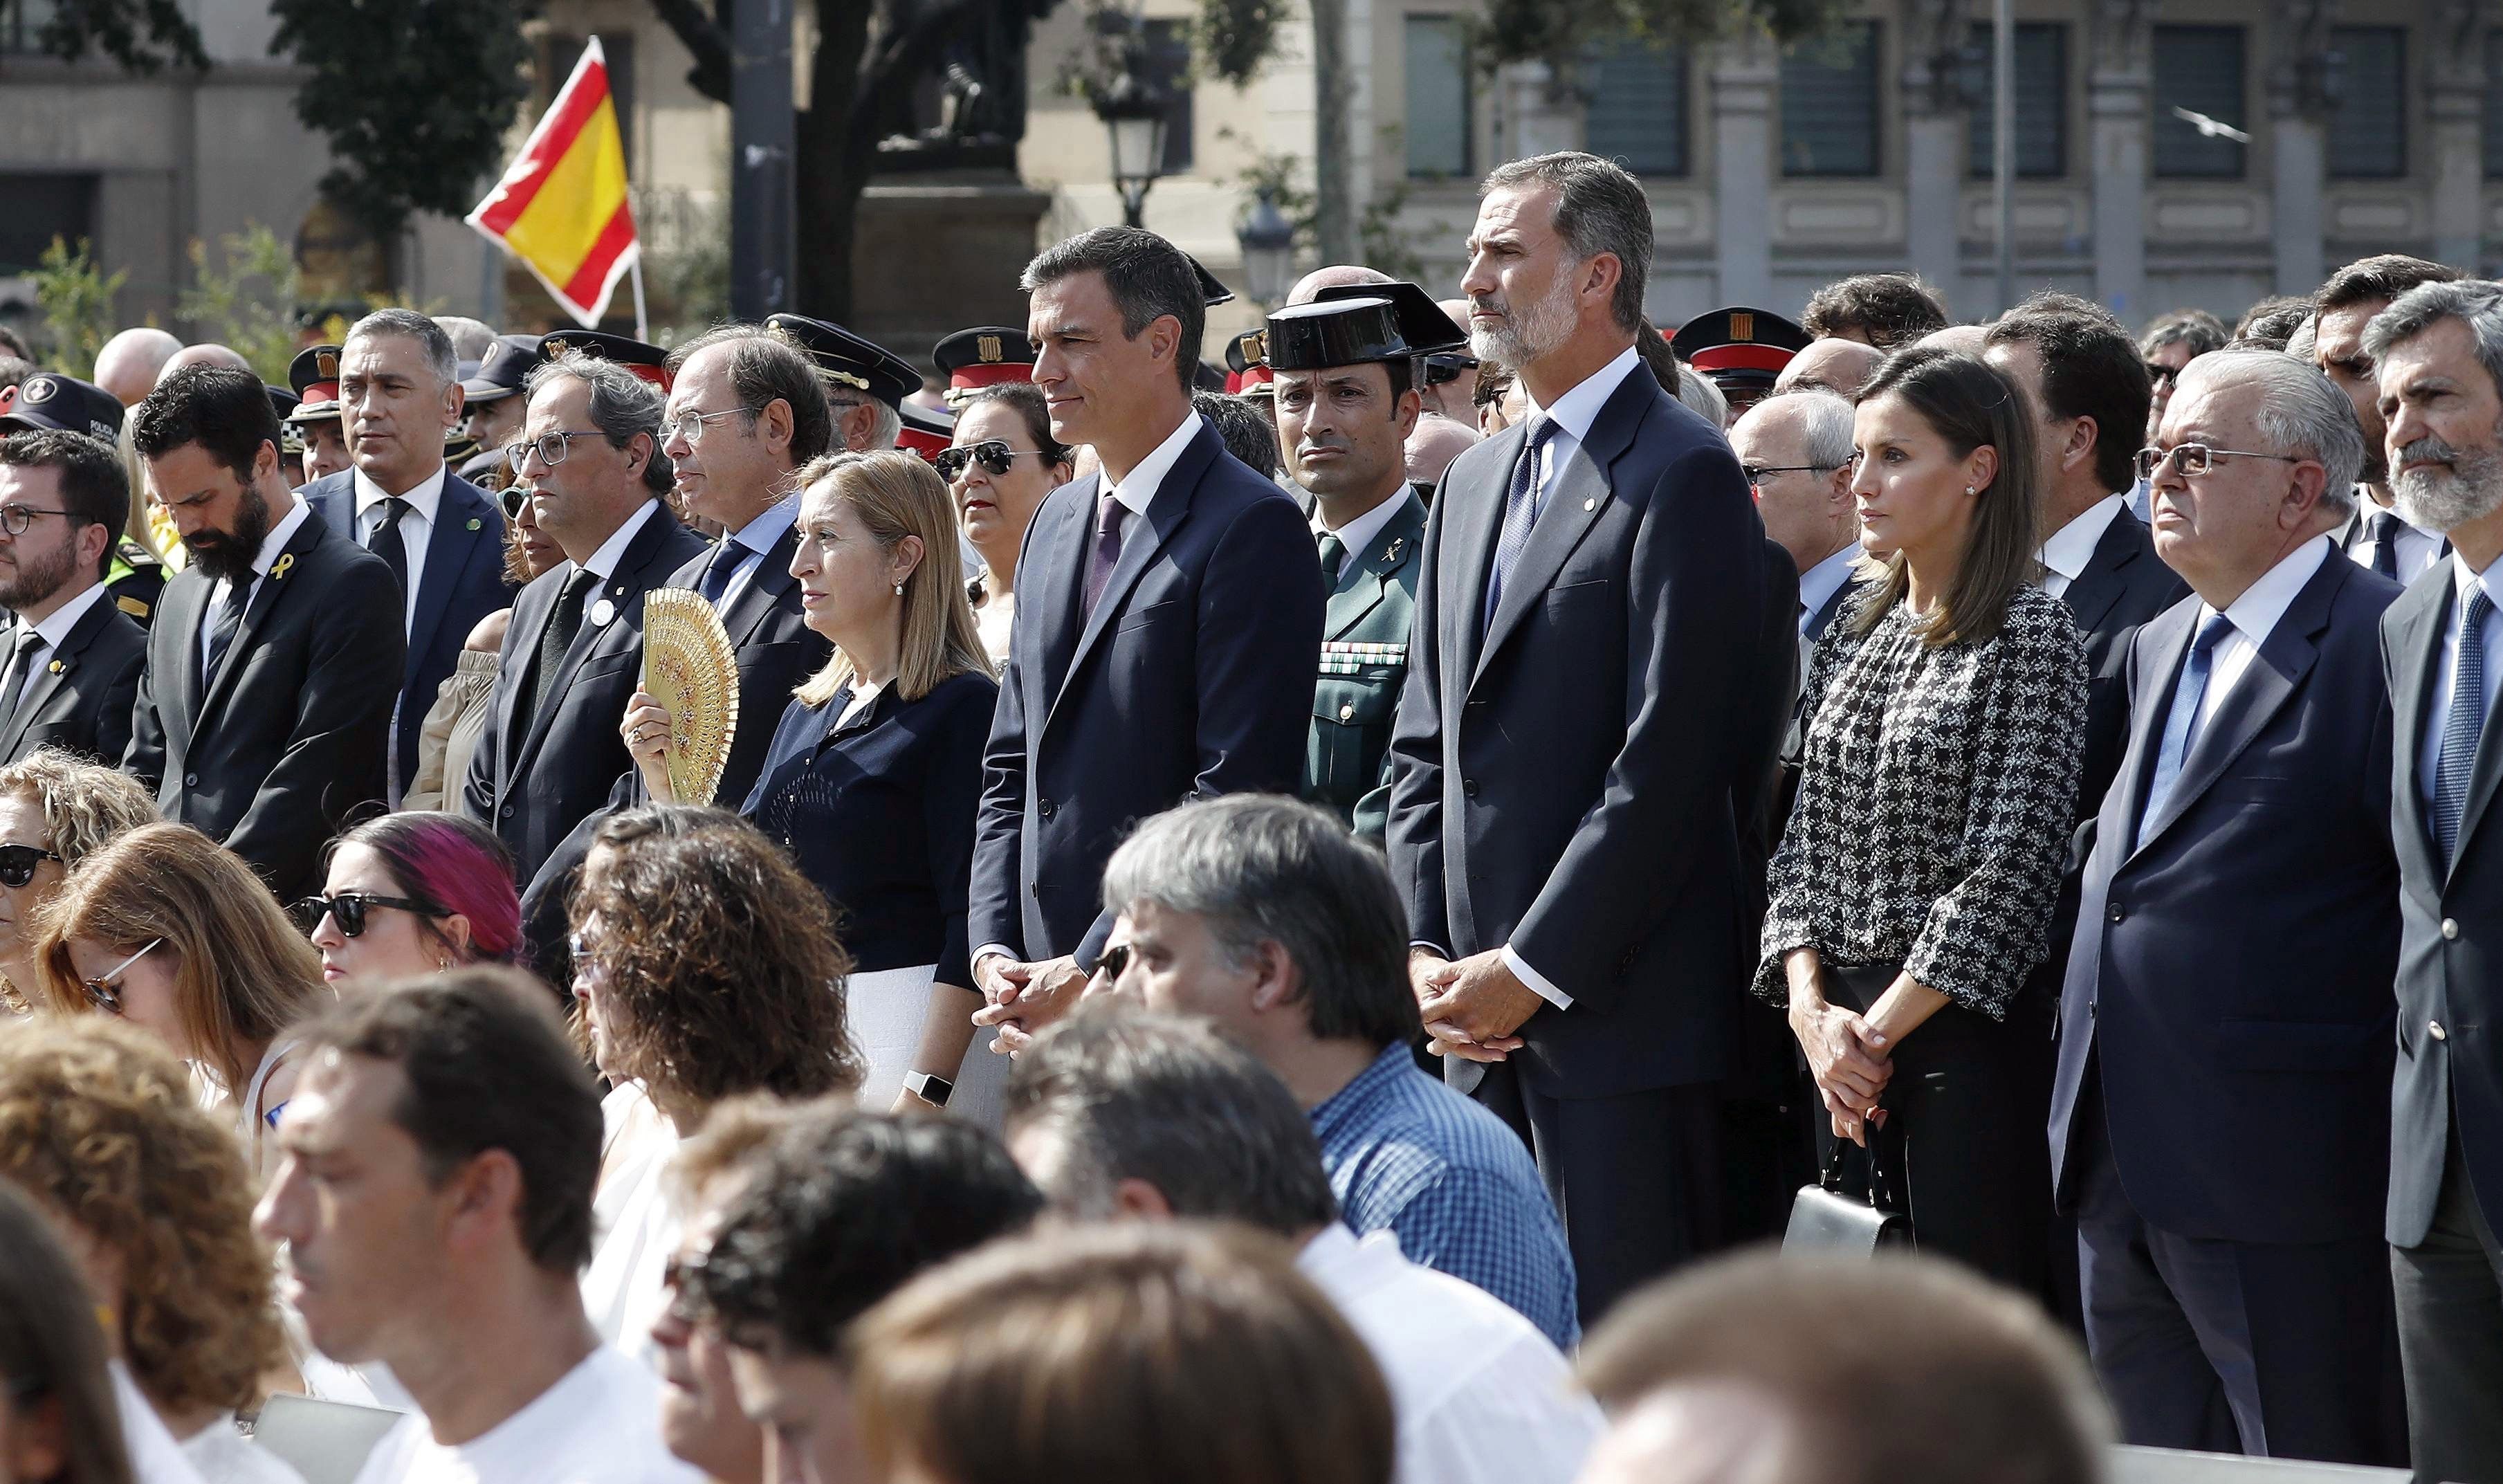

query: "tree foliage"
xmin=267 ymin=0 xmax=544 ymax=239
xmin=178 ymin=227 xmax=304 ymax=382
xmin=19 ymin=0 xmax=204 ymax=72
xmin=28 ymin=238 xmax=129 ymax=372
xmin=1471 ymin=0 xmax=1846 ymax=74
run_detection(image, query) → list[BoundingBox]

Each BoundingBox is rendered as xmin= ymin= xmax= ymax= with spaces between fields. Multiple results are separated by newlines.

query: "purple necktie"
xmin=1084 ymin=491 xmax=1128 ymax=618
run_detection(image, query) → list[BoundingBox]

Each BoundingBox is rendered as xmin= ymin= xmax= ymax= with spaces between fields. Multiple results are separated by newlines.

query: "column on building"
xmin=2268 ymin=0 xmax=2334 ymax=295
xmin=2426 ymin=0 xmax=2486 ymax=271
xmin=2087 ymin=0 xmax=2154 ymax=321
xmin=1710 ymin=35 xmax=1777 ymax=308
xmin=1900 ymin=0 xmax=1967 ymax=305
xmin=1498 ymin=61 xmax=1583 ymax=161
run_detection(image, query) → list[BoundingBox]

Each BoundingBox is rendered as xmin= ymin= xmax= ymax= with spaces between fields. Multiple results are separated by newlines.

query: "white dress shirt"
xmin=2340 ymin=496 xmax=2446 ymax=586
xmin=1296 ymin=1225 xmax=1602 ymax=1484
xmin=354 ymin=461 xmax=446 ymax=632
xmin=1795 ymin=542 xmax=1860 ymax=636
xmin=1 ymin=580 xmax=106 ymax=711
xmin=198 ymin=497 xmax=315 ymax=681
xmin=2419 ymin=547 xmax=2503 ymax=814
xmin=2037 ymin=493 xmax=2127 ymax=600
xmin=1314 ymin=484 xmax=1411 ymax=592
xmin=2176 ymin=535 xmax=2333 ymax=734
xmin=574 ymin=500 xmax=664 ymax=619
xmin=711 ymin=492 xmax=799 ymax=611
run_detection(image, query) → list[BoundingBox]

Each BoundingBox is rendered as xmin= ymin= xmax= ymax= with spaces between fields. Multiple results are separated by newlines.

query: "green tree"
xmin=178 ymin=226 xmax=305 ymax=383
xmin=28 ymin=238 xmax=129 ymax=372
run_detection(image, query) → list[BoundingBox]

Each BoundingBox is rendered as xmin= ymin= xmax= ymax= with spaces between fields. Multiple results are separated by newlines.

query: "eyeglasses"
xmin=933 ymin=440 xmax=1048 ymax=483
xmin=505 ymin=430 xmax=607 ymax=472
xmin=80 ymin=937 xmax=161 ymax=1014
xmin=1424 ymin=353 xmax=1479 ymax=387
xmin=2134 ymin=443 xmax=2306 ymax=482
xmin=0 ymin=504 xmax=72 ymax=538
xmin=661 ymin=405 xmax=765 ymax=447
xmin=1741 ymin=464 xmax=1840 ymax=486
xmin=498 ymin=485 xmax=531 ymax=520
xmin=289 ymin=891 xmax=446 ymax=940
xmin=2145 ymin=362 xmax=2181 ymax=387
xmin=0 ymin=843 xmax=62 ymax=888
xmin=1093 ymin=942 xmax=1132 ymax=982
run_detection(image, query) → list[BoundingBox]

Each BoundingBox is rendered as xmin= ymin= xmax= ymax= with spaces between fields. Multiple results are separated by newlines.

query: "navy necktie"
xmin=1083 ymin=492 xmax=1128 ymax=619
xmin=2 ymin=628 xmax=42 ymax=725
xmin=697 ymin=539 xmax=746 ymax=607
xmin=1484 ymin=417 xmax=1557 ymax=634
xmin=2435 ymin=585 xmax=2494 ymax=866
xmin=203 ymin=587 xmax=246 ymax=691
xmin=2139 ymin=611 xmax=2235 ymax=841
xmin=2366 ymin=511 xmax=2402 ymax=581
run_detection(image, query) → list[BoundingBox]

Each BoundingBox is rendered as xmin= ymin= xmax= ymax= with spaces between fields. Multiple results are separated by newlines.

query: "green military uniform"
xmin=1304 ymin=492 xmax=1427 ymax=838
xmin=103 ymin=538 xmax=165 ymax=628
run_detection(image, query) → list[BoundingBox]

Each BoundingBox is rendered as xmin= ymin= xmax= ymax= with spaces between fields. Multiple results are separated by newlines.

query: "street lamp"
xmin=1093 ymin=48 xmax=1170 ymax=230
xmin=1235 ymin=187 xmax=1297 ymax=307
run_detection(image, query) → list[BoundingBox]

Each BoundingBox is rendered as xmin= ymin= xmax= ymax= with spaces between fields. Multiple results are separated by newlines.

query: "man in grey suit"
xmin=2367 ymin=276 xmax=2503 ymax=1484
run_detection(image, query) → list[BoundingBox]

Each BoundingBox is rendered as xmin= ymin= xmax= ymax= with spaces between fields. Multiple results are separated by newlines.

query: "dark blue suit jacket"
xmin=2053 ymin=549 xmax=2401 ymax=1243
xmin=2384 ymin=560 xmax=2503 ymax=1245
xmin=1384 ymin=361 xmax=1777 ymax=1097
xmin=0 ymin=595 xmax=145 ymax=764
xmin=968 ymin=414 xmax=1323 ymax=968
xmin=303 ymin=469 xmax=513 ymax=793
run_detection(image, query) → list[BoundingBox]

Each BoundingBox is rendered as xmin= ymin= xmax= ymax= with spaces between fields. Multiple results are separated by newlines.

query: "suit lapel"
xmin=2060 ymin=512 xmax=2142 ymax=636
xmin=1326 ymin=496 xmax=1424 ymax=641
xmin=1044 ymin=424 xmax=1218 ymax=726
xmin=163 ymin=576 xmax=210 ymax=737
xmin=495 ymin=571 xmax=564 ymax=777
xmin=0 ymin=602 xmax=101 ymax=755
xmin=1034 ymin=476 xmax=1097 ymax=704
xmin=1471 ymin=372 xmax=1651 ymax=690
xmin=1444 ymin=421 xmax=1523 ymax=686
xmin=719 ymin=523 xmax=801 ymax=647
xmin=197 ymin=517 xmax=327 ymax=728
xmin=405 ymin=477 xmax=495 ymax=690
xmin=2388 ymin=571 xmax=2449 ymax=886
xmin=2448 ymin=585 xmax=2503 ymax=870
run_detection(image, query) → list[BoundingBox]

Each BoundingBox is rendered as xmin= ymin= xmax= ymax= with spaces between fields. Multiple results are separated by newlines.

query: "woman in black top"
xmin=1760 ymin=347 xmax=2087 ymax=1285
xmin=627 ymin=450 xmax=998 ymax=1121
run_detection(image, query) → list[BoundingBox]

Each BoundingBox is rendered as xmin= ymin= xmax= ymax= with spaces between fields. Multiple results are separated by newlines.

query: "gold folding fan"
xmin=640 ymin=587 xmax=740 ymax=806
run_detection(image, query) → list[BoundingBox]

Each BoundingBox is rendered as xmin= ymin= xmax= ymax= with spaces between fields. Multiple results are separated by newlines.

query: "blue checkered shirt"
xmin=1309 ymin=1044 xmax=1579 ymax=1348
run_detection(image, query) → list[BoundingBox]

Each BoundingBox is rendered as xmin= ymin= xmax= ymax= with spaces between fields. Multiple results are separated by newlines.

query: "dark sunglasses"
xmin=0 ymin=843 xmax=62 ymax=888
xmin=290 ymin=891 xmax=446 ymax=939
xmin=81 ymin=937 xmax=161 ymax=1014
xmin=933 ymin=440 xmax=1045 ymax=482
xmin=2145 ymin=361 xmax=2180 ymax=387
xmin=1093 ymin=942 xmax=1132 ymax=982
xmin=1424 ymin=351 xmax=1479 ymax=387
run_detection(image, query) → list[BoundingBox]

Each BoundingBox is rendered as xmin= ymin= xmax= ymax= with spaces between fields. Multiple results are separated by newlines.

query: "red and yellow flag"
xmin=468 ymin=37 xmax=637 ymax=328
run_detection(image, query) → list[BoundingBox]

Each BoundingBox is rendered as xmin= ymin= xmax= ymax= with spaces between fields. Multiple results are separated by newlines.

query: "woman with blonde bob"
xmin=32 ymin=823 xmax=327 ymax=1177
xmin=625 ymin=450 xmax=1000 ymax=1121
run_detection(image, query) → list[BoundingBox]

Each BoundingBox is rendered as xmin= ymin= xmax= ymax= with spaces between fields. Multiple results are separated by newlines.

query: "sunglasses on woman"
xmin=933 ymin=440 xmax=1046 ymax=483
xmin=499 ymin=486 xmax=531 ymax=521
xmin=0 ymin=843 xmax=62 ymax=888
xmin=289 ymin=891 xmax=447 ymax=940
xmin=81 ymin=937 xmax=162 ymax=1014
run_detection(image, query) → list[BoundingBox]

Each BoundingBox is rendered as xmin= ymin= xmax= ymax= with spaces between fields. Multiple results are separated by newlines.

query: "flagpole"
xmin=630 ymin=257 xmax=650 ymax=341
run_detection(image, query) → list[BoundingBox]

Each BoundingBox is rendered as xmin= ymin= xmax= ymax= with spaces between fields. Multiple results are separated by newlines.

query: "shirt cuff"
xmin=972 ymin=944 xmax=1018 ymax=973
xmin=1503 ymin=944 xmax=1573 ymax=1011
xmin=1408 ymin=939 xmax=1452 ymax=959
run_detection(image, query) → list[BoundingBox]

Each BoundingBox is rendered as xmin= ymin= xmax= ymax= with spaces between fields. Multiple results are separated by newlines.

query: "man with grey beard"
xmin=2363 ymin=276 xmax=2503 ymax=1483
xmin=1385 ymin=152 xmax=1781 ymax=1322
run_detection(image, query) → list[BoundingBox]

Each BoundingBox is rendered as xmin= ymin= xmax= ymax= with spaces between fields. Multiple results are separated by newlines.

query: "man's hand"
xmin=971 ymin=954 xmax=1085 ymax=1056
xmin=1416 ymin=949 xmax=1541 ymax=1063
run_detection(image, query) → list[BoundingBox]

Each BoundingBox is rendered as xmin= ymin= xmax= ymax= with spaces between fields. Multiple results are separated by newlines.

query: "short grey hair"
xmin=2179 ymin=349 xmax=2364 ymax=515
xmin=1480 ymin=152 xmax=1653 ymax=334
xmin=2362 ymin=278 xmax=2503 ymax=412
xmin=524 ymin=351 xmax=672 ymax=495
xmin=347 ymin=308 xmax=457 ymax=387
xmin=1098 ymin=796 xmax=1417 ymax=1049
xmin=860 ymin=396 xmax=901 ymax=452
xmin=1675 ymin=365 xmax=1727 ymax=427
xmin=1770 ymin=389 xmax=1858 ymax=473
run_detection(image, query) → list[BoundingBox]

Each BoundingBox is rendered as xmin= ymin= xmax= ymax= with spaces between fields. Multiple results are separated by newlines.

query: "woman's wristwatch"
xmin=903 ymin=1070 xmax=954 ymax=1108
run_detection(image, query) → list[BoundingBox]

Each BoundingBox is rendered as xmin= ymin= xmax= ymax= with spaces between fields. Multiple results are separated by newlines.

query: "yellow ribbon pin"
xmin=46 ymin=660 xmax=62 ymax=675
xmin=272 ymin=554 xmax=295 ymax=581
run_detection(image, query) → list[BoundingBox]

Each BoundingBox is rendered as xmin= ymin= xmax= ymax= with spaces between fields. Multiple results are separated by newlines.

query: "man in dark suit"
xmin=969 ymin=226 xmax=1324 ymax=1046
xmin=0 ymin=430 xmax=146 ymax=762
xmin=300 ymin=309 xmax=511 ymax=803
xmin=1384 ymin=152 xmax=1780 ymax=1320
xmin=2051 ymin=350 xmax=2403 ymax=1463
xmin=2363 ymin=277 xmax=2503 ymax=1484
xmin=461 ymin=351 xmax=704 ymax=928
xmin=125 ymin=366 xmax=402 ymax=899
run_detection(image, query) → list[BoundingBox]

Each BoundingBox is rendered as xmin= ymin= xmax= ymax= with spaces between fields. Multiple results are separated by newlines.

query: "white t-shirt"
xmin=112 ymin=1361 xmax=210 ymax=1484
xmin=581 ymin=1081 xmax=681 ymax=1354
xmin=351 ymin=1347 xmax=699 ymax=1484
xmin=1296 ymin=1225 xmax=1604 ymax=1484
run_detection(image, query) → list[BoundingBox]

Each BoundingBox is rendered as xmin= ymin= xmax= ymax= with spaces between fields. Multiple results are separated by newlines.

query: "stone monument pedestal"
xmin=852 ymin=171 xmax=1052 ymax=365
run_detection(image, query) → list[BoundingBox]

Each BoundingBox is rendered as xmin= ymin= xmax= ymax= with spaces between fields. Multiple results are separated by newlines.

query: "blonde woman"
xmin=0 ymin=748 xmax=158 ymax=1012
xmin=32 ymin=823 xmax=327 ymax=1177
xmin=624 ymin=450 xmax=998 ymax=1121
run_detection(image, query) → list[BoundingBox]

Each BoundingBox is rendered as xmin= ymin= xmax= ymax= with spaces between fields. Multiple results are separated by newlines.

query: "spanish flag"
xmin=468 ymin=37 xmax=638 ymax=328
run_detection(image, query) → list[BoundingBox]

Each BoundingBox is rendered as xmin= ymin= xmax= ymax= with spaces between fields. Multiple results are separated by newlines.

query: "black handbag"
xmin=1783 ymin=1116 xmax=1912 ymax=1255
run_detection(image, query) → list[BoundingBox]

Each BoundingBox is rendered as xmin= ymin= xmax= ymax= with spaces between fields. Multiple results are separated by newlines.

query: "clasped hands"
xmin=971 ymin=953 xmax=1091 ymax=1056
xmin=1791 ymin=998 xmax=1893 ymax=1147
xmin=1409 ymin=947 xmax=1545 ymax=1063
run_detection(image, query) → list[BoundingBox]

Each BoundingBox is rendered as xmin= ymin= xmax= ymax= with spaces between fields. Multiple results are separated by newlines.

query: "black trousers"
xmin=1811 ymin=962 xmax=2050 ymax=1294
xmin=2394 ymin=1128 xmax=2503 ymax=1484
xmin=1470 ymin=1059 xmax=1722 ymax=1328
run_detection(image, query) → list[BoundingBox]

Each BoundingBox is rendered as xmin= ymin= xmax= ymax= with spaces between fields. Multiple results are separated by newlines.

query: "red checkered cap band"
xmin=948 ymin=363 xmax=1032 ymax=391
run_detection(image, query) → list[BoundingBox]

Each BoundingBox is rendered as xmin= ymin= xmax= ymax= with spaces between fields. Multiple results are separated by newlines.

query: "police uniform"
xmin=1669 ymin=306 xmax=1810 ymax=416
xmin=895 ymin=401 xmax=954 ymax=462
xmin=0 ymin=373 xmax=167 ymax=625
xmin=933 ymin=327 xmax=1035 ymax=410
xmin=457 ymin=334 xmax=547 ymax=490
xmin=763 ymin=315 xmax=919 ymax=413
xmin=1225 ymin=329 xmax=1274 ymax=399
xmin=1266 ymin=282 xmax=1461 ymax=837
xmin=539 ymin=330 xmax=672 ymax=390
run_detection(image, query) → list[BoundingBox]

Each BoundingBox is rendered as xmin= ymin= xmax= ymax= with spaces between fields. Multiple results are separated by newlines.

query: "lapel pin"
xmin=589 ymin=597 xmax=617 ymax=628
xmin=271 ymin=553 xmax=295 ymax=581
xmin=1382 ymin=537 xmax=1404 ymax=564
xmin=468 ymin=517 xmax=483 ymax=531
xmin=1583 ymin=497 xmax=1597 ymax=512
xmin=46 ymin=660 xmax=62 ymax=675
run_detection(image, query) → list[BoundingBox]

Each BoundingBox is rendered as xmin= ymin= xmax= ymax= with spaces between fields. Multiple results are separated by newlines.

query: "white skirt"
xmin=848 ymin=963 xmax=1007 ymax=1133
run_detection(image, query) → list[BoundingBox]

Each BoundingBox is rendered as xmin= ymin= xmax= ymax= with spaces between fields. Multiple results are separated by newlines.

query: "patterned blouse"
xmin=1757 ymin=581 xmax=2088 ymax=1018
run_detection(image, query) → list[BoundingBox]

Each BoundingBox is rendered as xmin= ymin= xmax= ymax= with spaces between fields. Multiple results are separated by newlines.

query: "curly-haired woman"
xmin=0 ymin=749 xmax=157 ymax=1015
xmin=568 ymin=804 xmax=863 ymax=1348
xmin=0 ymin=1017 xmax=302 ymax=1484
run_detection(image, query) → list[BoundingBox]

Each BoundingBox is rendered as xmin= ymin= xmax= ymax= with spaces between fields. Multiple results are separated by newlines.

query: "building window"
xmin=1781 ymin=21 xmax=1881 ymax=177
xmin=2151 ymin=26 xmax=2246 ymax=178
xmin=1964 ymin=23 xmax=2066 ymax=178
xmin=1584 ymin=40 xmax=1688 ymax=177
xmin=542 ymin=34 xmax=638 ymax=171
xmin=1404 ymin=16 xmax=1471 ymax=179
xmin=0 ymin=174 xmax=97 ymax=277
xmin=2327 ymin=27 xmax=2404 ymax=178
xmin=1141 ymin=19 xmax=1195 ymax=175
xmin=0 ymin=0 xmax=59 ymax=55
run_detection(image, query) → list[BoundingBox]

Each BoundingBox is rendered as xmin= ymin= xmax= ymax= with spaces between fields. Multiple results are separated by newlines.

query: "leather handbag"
xmin=1783 ymin=1118 xmax=1911 ymax=1256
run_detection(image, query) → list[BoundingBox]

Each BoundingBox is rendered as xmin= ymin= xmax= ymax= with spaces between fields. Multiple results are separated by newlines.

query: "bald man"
xmin=1772 ymin=338 xmax=1885 ymax=399
xmin=157 ymin=343 xmax=252 ymax=384
xmin=1918 ymin=324 xmax=1990 ymax=356
xmin=1287 ymin=264 xmax=1393 ymax=306
xmin=1404 ymin=412 xmax=1480 ymax=491
xmin=92 ymin=327 xmax=183 ymax=406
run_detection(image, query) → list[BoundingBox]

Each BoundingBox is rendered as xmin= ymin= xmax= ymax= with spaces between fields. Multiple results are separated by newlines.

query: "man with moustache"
xmin=2363 ymin=277 xmax=2503 ymax=1483
xmin=2313 ymin=255 xmax=2462 ymax=586
xmin=0 ymin=431 xmax=146 ymax=763
xmin=125 ymin=365 xmax=401 ymax=898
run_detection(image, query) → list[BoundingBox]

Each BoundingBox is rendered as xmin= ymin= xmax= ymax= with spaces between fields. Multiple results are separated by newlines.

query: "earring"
xmin=1965 ymin=486 xmax=1976 ymax=495
xmin=893 ymin=582 xmax=904 ymax=596
xmin=436 ymin=958 xmax=452 ymax=971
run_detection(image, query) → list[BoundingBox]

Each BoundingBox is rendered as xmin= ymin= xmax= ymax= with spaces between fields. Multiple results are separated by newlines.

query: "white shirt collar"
xmin=2449 ymin=544 xmax=2503 ymax=614
xmin=1315 ymin=486 xmax=1410 ymax=567
xmin=240 ymin=497 xmax=313 ymax=585
xmin=1102 ymin=412 xmax=1205 ymax=519
xmin=351 ymin=461 xmax=447 ymax=524
xmin=1523 ymin=345 xmax=1644 ymax=445
xmin=2038 ymin=493 xmax=2127 ymax=585
xmin=582 ymin=499 xmax=663 ymax=583
xmin=729 ymin=491 xmax=799 ymax=555
xmin=2204 ymin=535 xmax=2334 ymax=650
xmin=1796 ymin=543 xmax=1860 ymax=632
xmin=19 ymin=582 xmax=106 ymax=652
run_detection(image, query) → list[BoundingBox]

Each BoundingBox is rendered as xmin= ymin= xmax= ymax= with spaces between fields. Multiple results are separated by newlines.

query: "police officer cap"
xmin=1668 ymin=307 xmax=1812 ymax=394
xmin=0 ymin=374 xmax=123 ymax=441
xmin=461 ymin=333 xmax=547 ymax=405
xmin=895 ymin=400 xmax=955 ymax=462
xmin=266 ymin=385 xmax=301 ymax=423
xmin=539 ymin=330 xmax=672 ymax=390
xmin=1267 ymin=282 xmax=1467 ymax=372
xmin=286 ymin=345 xmax=345 ymax=425
xmin=1185 ymin=253 xmax=1234 ymax=307
xmin=932 ymin=327 xmax=1034 ymax=403
xmin=764 ymin=315 xmax=920 ymax=409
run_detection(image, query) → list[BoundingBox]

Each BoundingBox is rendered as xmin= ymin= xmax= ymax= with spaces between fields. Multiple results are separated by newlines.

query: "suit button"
xmin=2089 ymin=1000 xmax=2097 ymax=1018
xmin=2432 ymin=1019 xmax=2449 ymax=1041
xmin=1038 ymin=799 xmax=1055 ymax=820
xmin=2444 ymin=918 xmax=2461 ymax=940
xmin=1339 ymin=703 xmax=1355 ymax=721
xmin=1029 ymin=883 xmax=1040 ymax=899
xmin=499 ymin=802 xmax=515 ymax=819
xmin=2107 ymin=902 xmax=2125 ymax=924
xmin=183 ymin=773 xmax=198 ymax=787
xmin=1463 ymin=778 xmax=1480 ymax=798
